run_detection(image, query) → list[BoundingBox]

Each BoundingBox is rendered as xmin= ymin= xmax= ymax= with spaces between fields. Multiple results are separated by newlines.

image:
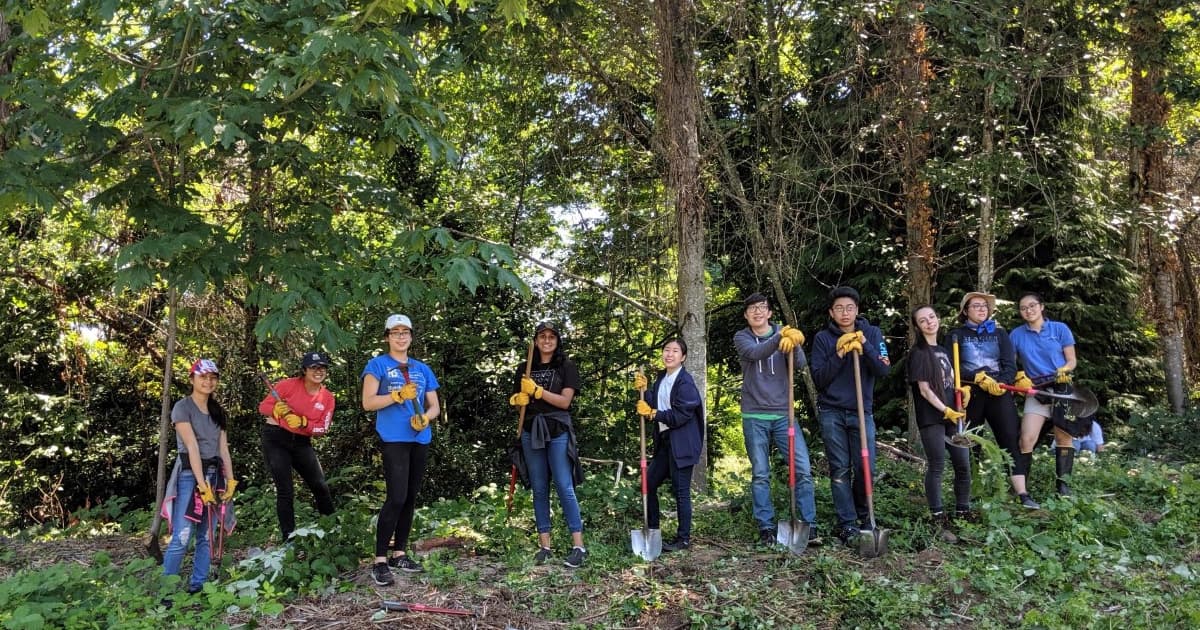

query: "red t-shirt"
xmin=257 ymin=377 xmax=335 ymax=437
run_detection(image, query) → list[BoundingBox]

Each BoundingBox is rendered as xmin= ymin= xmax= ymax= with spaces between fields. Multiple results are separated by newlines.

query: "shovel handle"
xmin=787 ymin=424 xmax=796 ymax=488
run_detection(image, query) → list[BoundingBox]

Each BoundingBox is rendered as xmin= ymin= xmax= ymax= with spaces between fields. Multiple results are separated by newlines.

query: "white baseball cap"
xmin=385 ymin=314 xmax=413 ymax=332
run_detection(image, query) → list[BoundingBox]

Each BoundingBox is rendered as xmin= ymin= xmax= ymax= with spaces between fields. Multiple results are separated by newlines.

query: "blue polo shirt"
xmin=1010 ymin=319 xmax=1075 ymax=382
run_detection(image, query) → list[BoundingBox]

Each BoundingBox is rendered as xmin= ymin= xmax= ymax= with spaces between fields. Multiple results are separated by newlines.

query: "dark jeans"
xmin=918 ymin=423 xmax=971 ymax=514
xmin=376 ymin=441 xmax=429 ymax=557
xmin=262 ymin=424 xmax=335 ymax=539
xmin=966 ymin=388 xmax=1020 ymax=473
xmin=645 ymin=432 xmax=694 ymax=539
xmin=818 ymin=406 xmax=877 ymax=528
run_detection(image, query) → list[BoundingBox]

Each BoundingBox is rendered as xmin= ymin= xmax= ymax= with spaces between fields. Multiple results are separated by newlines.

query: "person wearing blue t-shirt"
xmin=361 ymin=314 xmax=441 ymax=586
xmin=1009 ymin=292 xmax=1079 ymax=496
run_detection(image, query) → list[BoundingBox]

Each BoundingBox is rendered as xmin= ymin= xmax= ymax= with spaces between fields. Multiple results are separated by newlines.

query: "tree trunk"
xmin=146 ymin=289 xmax=179 ymax=561
xmin=977 ymin=86 xmax=996 ymax=293
xmin=1129 ymin=0 xmax=1185 ymax=412
xmin=0 ymin=10 xmax=12 ymax=154
xmin=654 ymin=0 xmax=708 ymax=490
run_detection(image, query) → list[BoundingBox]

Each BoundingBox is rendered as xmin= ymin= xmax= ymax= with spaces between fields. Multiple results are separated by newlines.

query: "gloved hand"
xmin=943 ymin=407 xmax=966 ymax=422
xmin=633 ymin=372 xmax=647 ymax=391
xmin=520 ymin=377 xmax=544 ymax=400
xmin=1013 ymin=371 xmax=1034 ymax=391
xmin=779 ymin=335 xmax=796 ymax=354
xmin=957 ymin=386 xmax=971 ymax=410
xmin=285 ymin=413 xmax=307 ymax=430
xmin=272 ymin=401 xmax=291 ymax=420
xmin=838 ymin=339 xmax=864 ymax=357
xmin=836 ymin=331 xmax=865 ymax=354
xmin=410 ymin=413 xmax=430 ymax=431
xmin=780 ymin=325 xmax=806 ymax=347
xmin=389 ymin=390 xmax=407 ymax=404
xmin=636 ymin=399 xmax=655 ymax=419
xmin=197 ymin=481 xmax=216 ymax=505
xmin=221 ymin=479 xmax=238 ymax=502
xmin=398 ymin=382 xmax=418 ymax=401
xmin=1055 ymin=366 xmax=1072 ymax=384
xmin=509 ymin=392 xmax=530 ymax=407
xmin=974 ymin=371 xmax=1004 ymax=396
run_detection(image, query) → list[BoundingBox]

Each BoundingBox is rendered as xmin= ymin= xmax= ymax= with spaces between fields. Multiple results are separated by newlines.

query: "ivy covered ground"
xmin=2 ymin=412 xmax=1199 ymax=629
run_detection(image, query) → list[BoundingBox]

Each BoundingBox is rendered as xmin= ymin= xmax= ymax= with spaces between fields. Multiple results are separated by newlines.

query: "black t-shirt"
xmin=514 ymin=358 xmax=581 ymax=418
xmin=908 ymin=343 xmax=955 ymax=429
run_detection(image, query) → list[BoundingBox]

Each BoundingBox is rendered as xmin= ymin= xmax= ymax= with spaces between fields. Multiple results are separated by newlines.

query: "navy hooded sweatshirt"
xmin=809 ymin=316 xmax=890 ymax=413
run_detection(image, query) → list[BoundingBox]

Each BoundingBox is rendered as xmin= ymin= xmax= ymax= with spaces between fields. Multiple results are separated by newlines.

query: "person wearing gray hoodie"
xmin=734 ymin=293 xmax=819 ymax=546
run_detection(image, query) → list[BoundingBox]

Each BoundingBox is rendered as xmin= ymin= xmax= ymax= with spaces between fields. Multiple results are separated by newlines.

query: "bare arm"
xmin=1062 ymin=345 xmax=1077 ymax=372
xmin=540 ymin=387 xmax=575 ymax=410
xmin=361 ymin=374 xmax=395 ymax=412
xmin=422 ymin=390 xmax=441 ymax=420
xmin=218 ymin=430 xmax=233 ymax=480
xmin=917 ymin=381 xmax=949 ymax=413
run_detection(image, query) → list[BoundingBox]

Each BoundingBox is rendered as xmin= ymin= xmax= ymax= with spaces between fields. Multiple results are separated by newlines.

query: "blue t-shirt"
xmin=362 ymin=355 xmax=440 ymax=444
xmin=1010 ymin=320 xmax=1076 ymax=383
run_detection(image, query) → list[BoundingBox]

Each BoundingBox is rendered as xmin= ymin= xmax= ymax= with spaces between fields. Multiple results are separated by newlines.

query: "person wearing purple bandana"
xmin=949 ymin=292 xmax=1037 ymax=509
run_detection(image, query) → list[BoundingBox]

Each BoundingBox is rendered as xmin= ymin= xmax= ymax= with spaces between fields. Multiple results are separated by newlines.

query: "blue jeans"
xmin=818 ymin=406 xmax=877 ymax=528
xmin=162 ymin=468 xmax=215 ymax=589
xmin=522 ymin=431 xmax=583 ymax=534
xmin=742 ymin=416 xmax=817 ymax=530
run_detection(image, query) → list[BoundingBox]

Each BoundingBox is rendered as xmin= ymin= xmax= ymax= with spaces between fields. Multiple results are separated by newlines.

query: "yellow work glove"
xmin=780 ymin=325 xmax=806 ymax=347
xmin=1055 ymin=367 xmax=1072 ymax=384
xmin=957 ymin=386 xmax=972 ymax=410
xmin=521 ymin=377 xmax=544 ymax=400
xmin=221 ymin=479 xmax=238 ymax=502
xmin=779 ymin=335 xmax=796 ymax=354
xmin=633 ymin=372 xmax=648 ymax=391
xmin=836 ymin=331 xmax=865 ymax=353
xmin=272 ymin=401 xmax=291 ymax=420
xmin=636 ymin=399 xmax=655 ymax=419
xmin=1013 ymin=371 xmax=1034 ymax=391
xmin=974 ymin=371 xmax=1004 ymax=396
xmin=943 ymin=407 xmax=966 ymax=422
xmin=285 ymin=413 xmax=307 ymax=430
xmin=509 ymin=392 xmax=530 ymax=407
xmin=197 ymin=481 xmax=216 ymax=505
xmin=410 ymin=413 xmax=430 ymax=431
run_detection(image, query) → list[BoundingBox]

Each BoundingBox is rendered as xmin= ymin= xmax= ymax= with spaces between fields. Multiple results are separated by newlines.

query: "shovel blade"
xmin=858 ymin=527 xmax=891 ymax=558
xmin=776 ymin=520 xmax=810 ymax=555
xmin=631 ymin=528 xmax=661 ymax=561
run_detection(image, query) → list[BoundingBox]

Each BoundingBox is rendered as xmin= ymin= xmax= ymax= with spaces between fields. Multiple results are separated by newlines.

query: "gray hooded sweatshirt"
xmin=734 ymin=323 xmax=808 ymax=416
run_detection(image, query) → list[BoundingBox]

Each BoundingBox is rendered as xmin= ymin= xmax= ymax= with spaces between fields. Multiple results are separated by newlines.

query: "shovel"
xmin=997 ymin=383 xmax=1099 ymax=417
xmin=506 ymin=341 xmax=536 ymax=518
xmin=775 ymin=352 xmax=811 ymax=554
xmin=946 ymin=336 xmax=971 ymax=448
xmin=630 ymin=372 xmax=661 ymax=561
xmin=851 ymin=350 xmax=889 ymax=558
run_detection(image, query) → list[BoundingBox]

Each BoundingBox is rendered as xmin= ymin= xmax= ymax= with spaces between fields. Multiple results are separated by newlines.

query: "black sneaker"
xmin=371 ymin=561 xmax=394 ymax=586
xmin=1019 ymin=494 xmax=1041 ymax=510
xmin=662 ymin=537 xmax=691 ymax=552
xmin=388 ymin=555 xmax=424 ymax=573
xmin=563 ymin=546 xmax=588 ymax=568
xmin=837 ymin=525 xmax=860 ymax=546
xmin=533 ymin=547 xmax=553 ymax=565
xmin=807 ymin=527 xmax=823 ymax=547
xmin=757 ymin=527 xmax=776 ymax=548
xmin=186 ymin=583 xmax=203 ymax=595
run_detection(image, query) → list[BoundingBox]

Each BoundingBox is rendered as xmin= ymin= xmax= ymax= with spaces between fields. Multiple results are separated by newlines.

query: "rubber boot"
xmin=1055 ymin=447 xmax=1075 ymax=496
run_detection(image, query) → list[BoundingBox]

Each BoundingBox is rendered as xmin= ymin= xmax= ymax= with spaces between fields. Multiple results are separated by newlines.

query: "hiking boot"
xmin=371 ymin=561 xmax=395 ymax=586
xmin=563 ymin=546 xmax=588 ymax=568
xmin=807 ymin=527 xmax=823 ymax=547
xmin=836 ymin=525 xmax=861 ymax=547
xmin=533 ymin=547 xmax=553 ymax=565
xmin=186 ymin=583 xmax=203 ymax=595
xmin=662 ymin=537 xmax=691 ymax=552
xmin=388 ymin=555 xmax=424 ymax=573
xmin=954 ymin=507 xmax=978 ymax=523
xmin=757 ymin=528 xmax=776 ymax=548
xmin=1018 ymin=493 xmax=1041 ymax=510
xmin=932 ymin=512 xmax=958 ymax=543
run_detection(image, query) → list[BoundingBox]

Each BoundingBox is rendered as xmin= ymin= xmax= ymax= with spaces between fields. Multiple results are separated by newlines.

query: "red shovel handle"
xmin=640 ymin=459 xmax=648 ymax=495
xmin=787 ymin=423 xmax=796 ymax=488
xmin=861 ymin=448 xmax=874 ymax=495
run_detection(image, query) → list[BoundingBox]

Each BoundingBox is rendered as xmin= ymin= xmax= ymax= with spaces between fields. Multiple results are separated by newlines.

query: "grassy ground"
xmin=2 ymin=432 xmax=1199 ymax=629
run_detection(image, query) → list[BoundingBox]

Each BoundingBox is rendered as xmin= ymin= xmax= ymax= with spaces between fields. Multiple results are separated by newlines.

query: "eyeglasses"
xmin=1019 ymin=303 xmax=1042 ymax=312
xmin=967 ymin=303 xmax=990 ymax=310
xmin=307 ymin=365 xmax=329 ymax=371
xmin=388 ymin=330 xmax=412 ymax=338
xmin=746 ymin=304 xmax=769 ymax=313
xmin=831 ymin=305 xmax=857 ymax=314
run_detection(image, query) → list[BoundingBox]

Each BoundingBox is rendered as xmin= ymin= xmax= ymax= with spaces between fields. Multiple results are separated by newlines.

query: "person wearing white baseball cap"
xmin=361 ymin=314 xmax=441 ymax=585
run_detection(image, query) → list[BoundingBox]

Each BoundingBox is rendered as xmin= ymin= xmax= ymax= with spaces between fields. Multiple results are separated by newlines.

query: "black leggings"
xmin=966 ymin=387 xmax=1021 ymax=474
xmin=376 ymin=441 xmax=429 ymax=557
xmin=262 ymin=424 xmax=335 ymax=539
xmin=918 ymin=423 xmax=971 ymax=514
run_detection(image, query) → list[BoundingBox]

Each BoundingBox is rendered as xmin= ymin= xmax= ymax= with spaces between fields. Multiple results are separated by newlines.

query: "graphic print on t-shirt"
xmin=529 ymin=366 xmax=561 ymax=394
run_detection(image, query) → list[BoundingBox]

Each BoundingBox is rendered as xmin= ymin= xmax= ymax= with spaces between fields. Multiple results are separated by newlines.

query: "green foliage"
xmin=1123 ymin=406 xmax=1200 ymax=461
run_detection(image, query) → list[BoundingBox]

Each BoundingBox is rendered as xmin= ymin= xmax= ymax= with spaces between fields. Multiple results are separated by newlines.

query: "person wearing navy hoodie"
xmin=809 ymin=286 xmax=891 ymax=545
xmin=733 ymin=292 xmax=817 ymax=547
xmin=949 ymin=292 xmax=1034 ymax=509
xmin=633 ymin=338 xmax=704 ymax=552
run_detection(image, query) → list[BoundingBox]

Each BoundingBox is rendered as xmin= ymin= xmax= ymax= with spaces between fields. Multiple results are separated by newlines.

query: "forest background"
xmin=2 ymin=0 xmax=1200 ymax=627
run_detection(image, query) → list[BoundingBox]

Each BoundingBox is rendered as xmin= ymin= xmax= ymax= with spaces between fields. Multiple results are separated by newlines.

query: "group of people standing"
xmin=157 ymin=286 xmax=1086 ymax=596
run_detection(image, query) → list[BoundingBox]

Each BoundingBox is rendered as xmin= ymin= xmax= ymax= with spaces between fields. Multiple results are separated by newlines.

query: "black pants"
xmin=918 ymin=423 xmax=971 ymax=514
xmin=645 ymin=432 xmax=695 ymax=539
xmin=262 ymin=424 xmax=335 ymax=539
xmin=966 ymin=388 xmax=1021 ymax=473
xmin=376 ymin=440 xmax=429 ymax=557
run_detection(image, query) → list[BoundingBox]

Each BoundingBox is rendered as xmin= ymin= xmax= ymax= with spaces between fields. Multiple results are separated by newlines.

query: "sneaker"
xmin=807 ymin=527 xmax=823 ymax=547
xmin=371 ymin=561 xmax=394 ymax=586
xmin=533 ymin=547 xmax=553 ymax=565
xmin=563 ymin=546 xmax=588 ymax=568
xmin=1018 ymin=494 xmax=1041 ymax=510
xmin=932 ymin=512 xmax=959 ymax=543
xmin=836 ymin=525 xmax=861 ymax=547
xmin=388 ymin=555 xmax=424 ymax=573
xmin=662 ymin=537 xmax=691 ymax=552
xmin=757 ymin=528 xmax=776 ymax=548
xmin=186 ymin=583 xmax=203 ymax=595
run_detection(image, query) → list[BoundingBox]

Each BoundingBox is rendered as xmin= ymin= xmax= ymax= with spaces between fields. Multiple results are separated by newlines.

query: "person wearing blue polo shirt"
xmin=361 ymin=314 xmax=441 ymax=586
xmin=1009 ymin=292 xmax=1079 ymax=496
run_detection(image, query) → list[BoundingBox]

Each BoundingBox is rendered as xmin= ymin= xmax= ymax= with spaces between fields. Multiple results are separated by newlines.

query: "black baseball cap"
xmin=302 ymin=351 xmax=330 ymax=369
